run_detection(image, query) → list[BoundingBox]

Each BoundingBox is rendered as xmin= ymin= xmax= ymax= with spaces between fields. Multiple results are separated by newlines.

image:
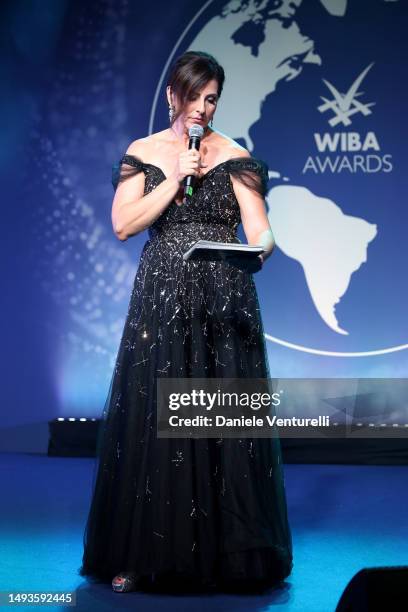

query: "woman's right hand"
xmin=171 ymin=149 xmax=207 ymax=184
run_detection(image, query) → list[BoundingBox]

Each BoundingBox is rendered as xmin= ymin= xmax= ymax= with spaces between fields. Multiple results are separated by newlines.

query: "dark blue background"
xmin=2 ymin=0 xmax=407 ymax=452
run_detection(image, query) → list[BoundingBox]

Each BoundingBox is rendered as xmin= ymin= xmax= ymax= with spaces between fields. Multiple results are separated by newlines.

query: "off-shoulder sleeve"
xmin=225 ymin=157 xmax=269 ymax=197
xmin=112 ymin=154 xmax=145 ymax=191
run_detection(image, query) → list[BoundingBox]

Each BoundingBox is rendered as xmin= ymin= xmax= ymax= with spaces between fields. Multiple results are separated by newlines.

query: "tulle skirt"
xmin=79 ymin=229 xmax=293 ymax=591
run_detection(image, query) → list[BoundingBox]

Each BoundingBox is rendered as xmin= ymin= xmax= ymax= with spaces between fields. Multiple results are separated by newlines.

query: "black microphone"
xmin=184 ymin=124 xmax=204 ymax=198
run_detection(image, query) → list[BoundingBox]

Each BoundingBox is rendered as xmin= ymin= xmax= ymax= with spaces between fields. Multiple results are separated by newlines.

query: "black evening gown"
xmin=78 ymin=153 xmax=293 ymax=591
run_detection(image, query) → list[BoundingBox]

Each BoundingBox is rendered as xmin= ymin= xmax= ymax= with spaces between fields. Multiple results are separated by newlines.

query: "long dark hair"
xmin=167 ymin=51 xmax=225 ymax=124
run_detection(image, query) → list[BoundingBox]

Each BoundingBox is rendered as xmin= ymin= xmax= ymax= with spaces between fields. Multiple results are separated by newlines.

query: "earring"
xmin=210 ymin=118 xmax=214 ymax=127
xmin=169 ymin=104 xmax=175 ymax=123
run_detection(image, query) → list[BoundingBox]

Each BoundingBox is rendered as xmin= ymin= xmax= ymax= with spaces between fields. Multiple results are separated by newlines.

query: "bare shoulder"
xmin=228 ymin=146 xmax=250 ymax=159
xmin=125 ymin=130 xmax=169 ymax=156
xmin=211 ymin=130 xmax=250 ymax=160
xmin=125 ymin=129 xmax=175 ymax=162
xmin=125 ymin=134 xmax=156 ymax=158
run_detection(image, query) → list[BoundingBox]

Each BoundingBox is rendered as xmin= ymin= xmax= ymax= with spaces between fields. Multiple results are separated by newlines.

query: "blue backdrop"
xmin=2 ymin=0 xmax=407 ymax=451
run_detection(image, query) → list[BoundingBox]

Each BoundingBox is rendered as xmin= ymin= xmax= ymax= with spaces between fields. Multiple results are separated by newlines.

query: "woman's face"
xmin=172 ymin=78 xmax=219 ymax=131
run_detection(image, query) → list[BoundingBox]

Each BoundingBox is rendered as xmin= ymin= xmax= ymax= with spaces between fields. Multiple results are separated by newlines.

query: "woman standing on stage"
xmin=79 ymin=50 xmax=293 ymax=593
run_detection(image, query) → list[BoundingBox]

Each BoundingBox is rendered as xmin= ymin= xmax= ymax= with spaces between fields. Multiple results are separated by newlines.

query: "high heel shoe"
xmin=112 ymin=571 xmax=139 ymax=593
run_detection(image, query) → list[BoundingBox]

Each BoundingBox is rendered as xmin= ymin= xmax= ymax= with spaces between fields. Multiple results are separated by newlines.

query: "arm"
xmin=112 ymin=141 xmax=203 ymax=241
xmin=230 ymin=151 xmax=275 ymax=265
xmin=111 ymin=140 xmax=179 ymax=241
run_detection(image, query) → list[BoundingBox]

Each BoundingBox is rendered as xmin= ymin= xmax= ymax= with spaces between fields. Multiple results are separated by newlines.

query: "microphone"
xmin=184 ymin=124 xmax=204 ymax=198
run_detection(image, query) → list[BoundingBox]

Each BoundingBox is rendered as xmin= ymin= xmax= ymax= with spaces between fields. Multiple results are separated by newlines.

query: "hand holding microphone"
xmin=175 ymin=149 xmax=205 ymax=183
xmin=183 ymin=124 xmax=205 ymax=198
xmin=170 ymin=125 xmax=206 ymax=203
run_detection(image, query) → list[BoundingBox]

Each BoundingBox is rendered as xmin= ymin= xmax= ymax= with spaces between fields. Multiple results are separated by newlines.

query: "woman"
xmin=79 ymin=50 xmax=293 ymax=593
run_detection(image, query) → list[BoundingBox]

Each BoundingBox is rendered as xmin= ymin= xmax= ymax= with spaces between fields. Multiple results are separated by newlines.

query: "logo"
xmin=317 ymin=63 xmax=375 ymax=127
xmin=303 ymin=63 xmax=393 ymax=175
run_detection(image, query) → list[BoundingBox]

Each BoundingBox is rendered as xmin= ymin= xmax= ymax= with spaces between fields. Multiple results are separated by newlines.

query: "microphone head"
xmin=189 ymin=124 xmax=204 ymax=139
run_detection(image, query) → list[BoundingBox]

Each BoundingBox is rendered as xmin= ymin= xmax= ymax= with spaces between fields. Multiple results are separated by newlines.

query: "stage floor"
xmin=1 ymin=452 xmax=407 ymax=611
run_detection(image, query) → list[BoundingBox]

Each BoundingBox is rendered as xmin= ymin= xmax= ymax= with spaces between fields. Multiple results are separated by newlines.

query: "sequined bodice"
xmin=141 ymin=161 xmax=241 ymax=241
xmin=112 ymin=154 xmax=269 ymax=251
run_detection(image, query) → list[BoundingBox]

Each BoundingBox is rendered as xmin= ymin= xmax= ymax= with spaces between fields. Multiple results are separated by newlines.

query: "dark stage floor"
xmin=1 ymin=453 xmax=407 ymax=611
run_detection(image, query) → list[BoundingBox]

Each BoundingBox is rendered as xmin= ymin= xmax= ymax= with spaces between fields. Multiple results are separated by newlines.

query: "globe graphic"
xmin=29 ymin=0 xmax=407 ymax=412
xmin=150 ymin=0 xmax=408 ymax=363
